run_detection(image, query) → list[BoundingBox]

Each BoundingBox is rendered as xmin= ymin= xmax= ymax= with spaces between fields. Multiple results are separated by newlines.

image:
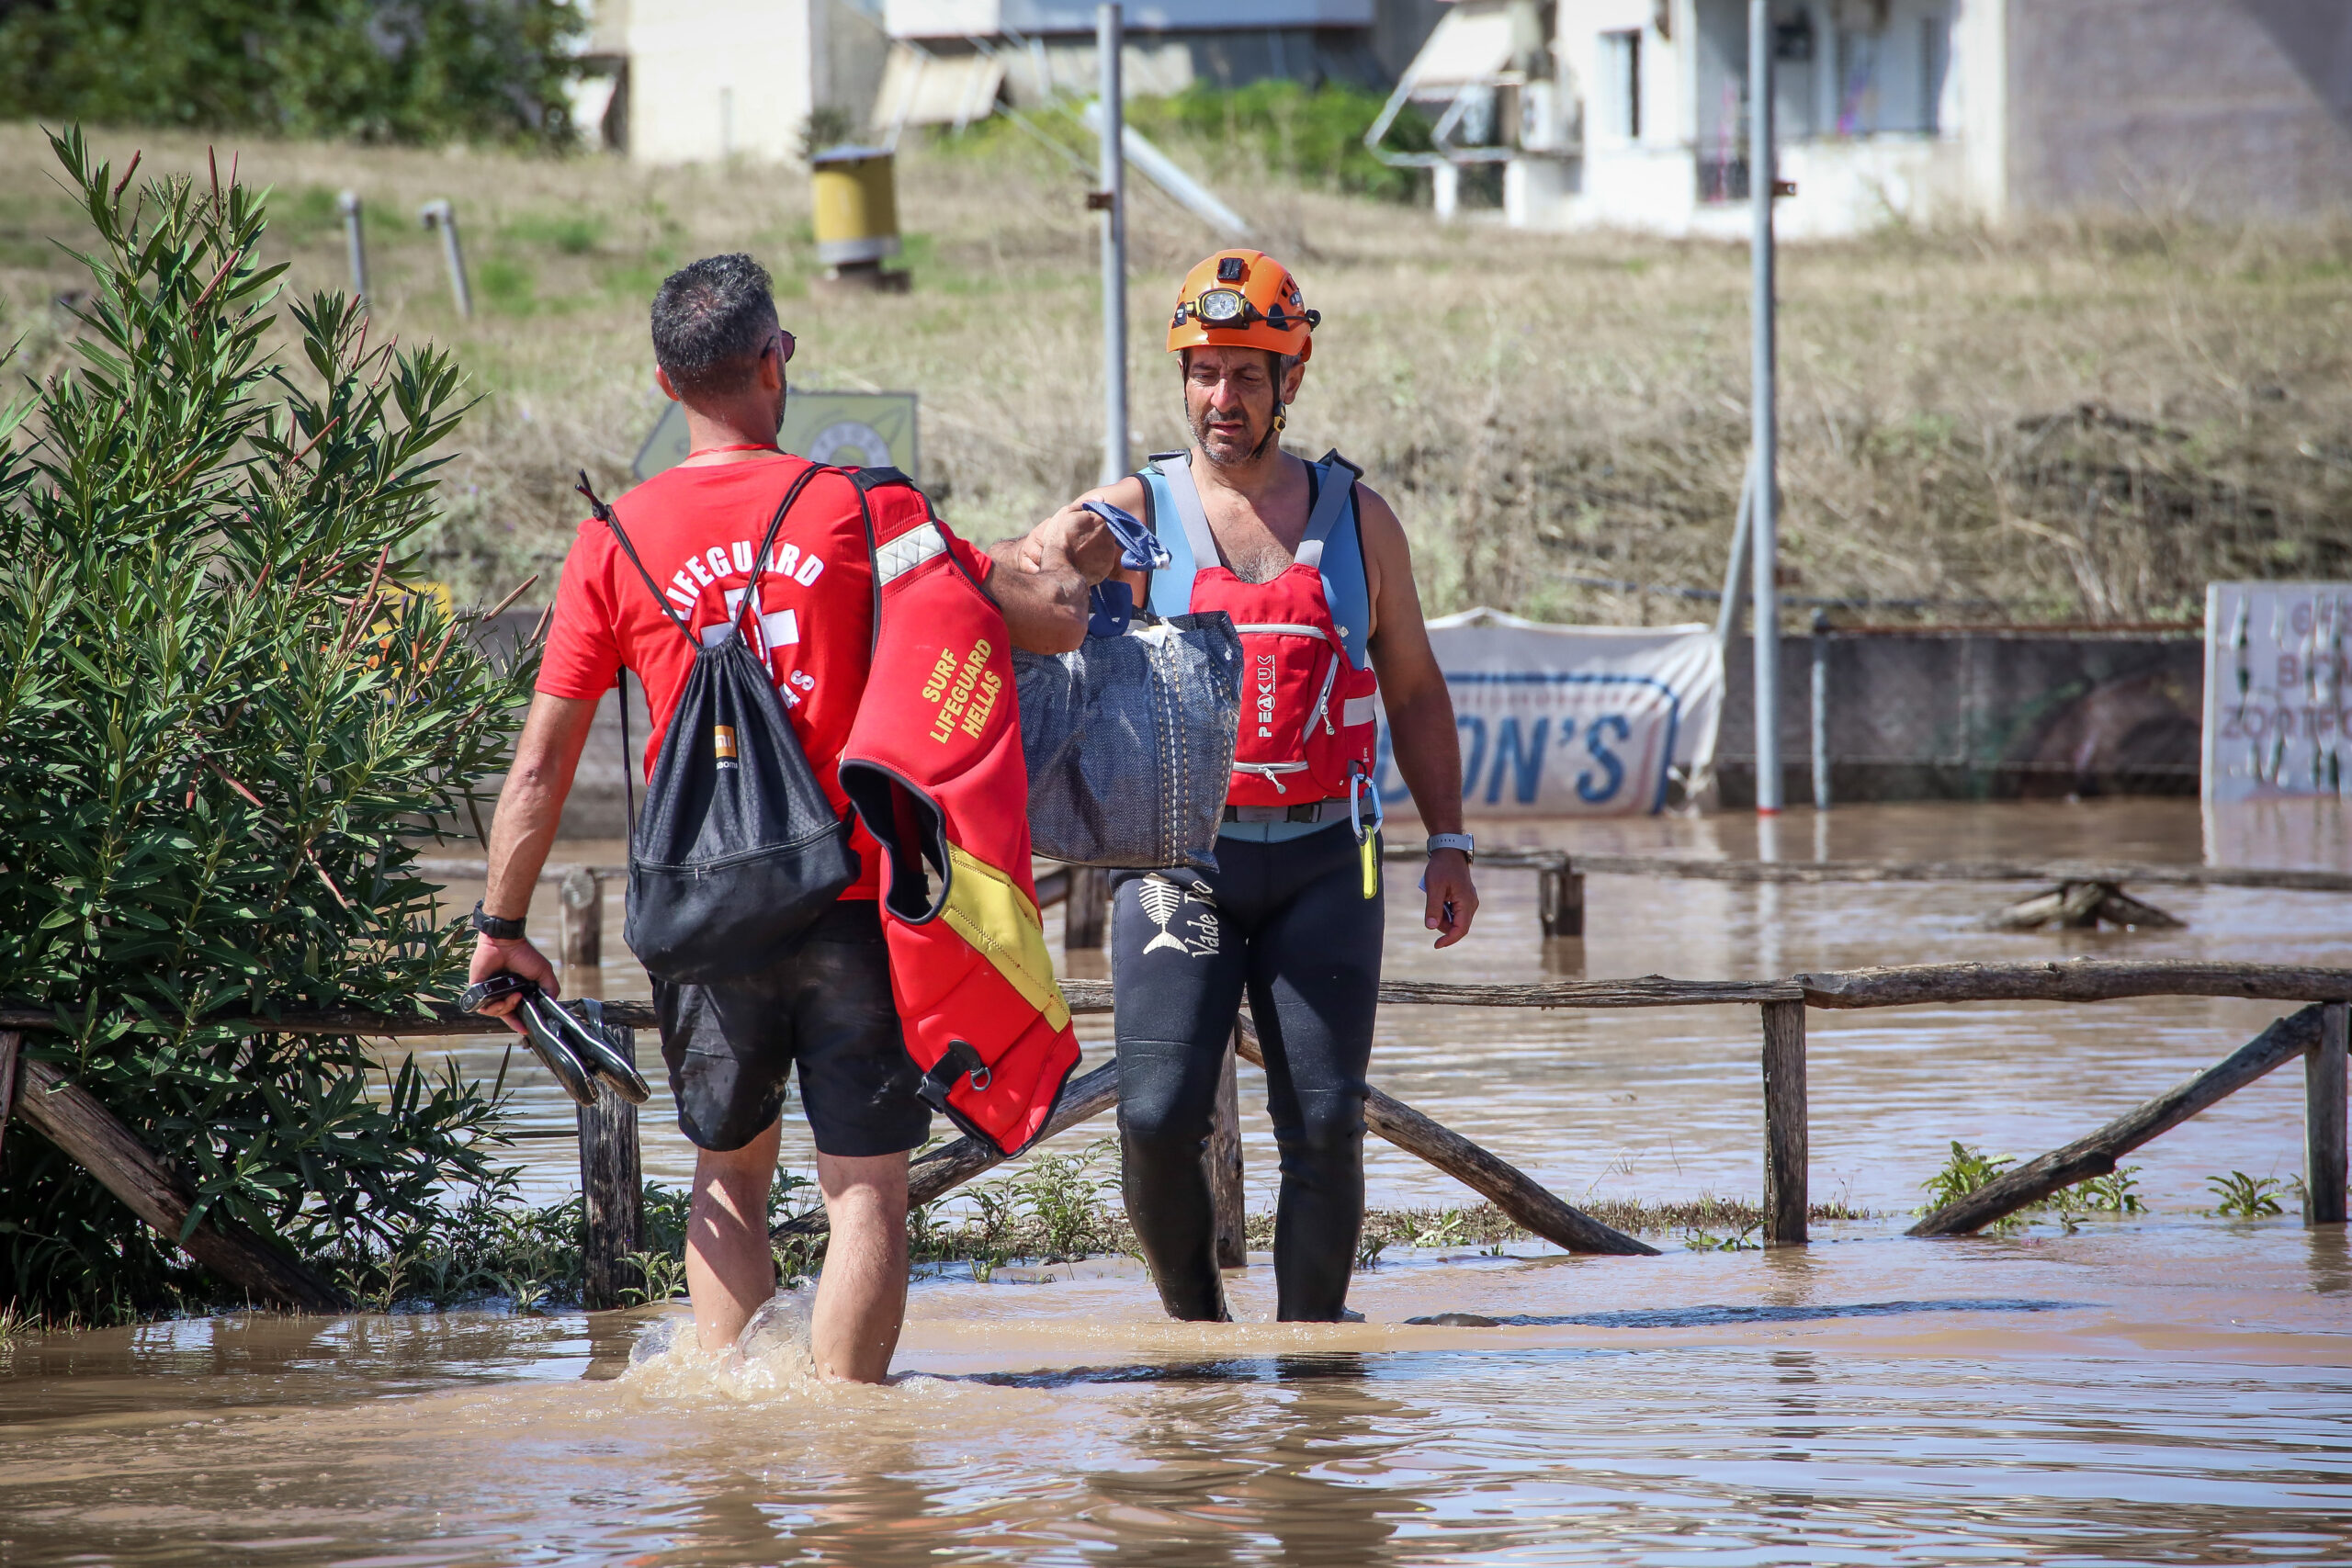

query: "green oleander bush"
xmin=0 ymin=0 xmax=584 ymax=147
xmin=0 ymin=128 xmax=533 ymax=1325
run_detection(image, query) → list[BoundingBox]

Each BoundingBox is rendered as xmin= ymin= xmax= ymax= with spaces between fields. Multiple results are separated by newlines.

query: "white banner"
xmin=1371 ymin=610 xmax=1724 ymax=818
xmin=2203 ymin=581 xmax=2352 ymax=802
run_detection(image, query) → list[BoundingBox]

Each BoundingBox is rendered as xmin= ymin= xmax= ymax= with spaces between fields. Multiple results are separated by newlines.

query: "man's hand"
xmin=469 ymin=932 xmax=560 ymax=1035
xmin=986 ymin=526 xmax=1089 ymax=654
xmin=1018 ymin=502 xmax=1121 ymax=584
xmin=1422 ymin=848 xmax=1478 ymax=949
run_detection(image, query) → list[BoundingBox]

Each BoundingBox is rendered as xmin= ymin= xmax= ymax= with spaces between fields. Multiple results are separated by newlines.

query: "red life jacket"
xmin=1141 ymin=449 xmax=1379 ymax=807
xmin=837 ymin=468 xmax=1080 ymax=1156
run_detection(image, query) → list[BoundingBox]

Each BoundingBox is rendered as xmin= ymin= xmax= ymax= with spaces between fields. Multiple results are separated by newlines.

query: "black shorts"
xmin=650 ymin=900 xmax=930 ymax=1157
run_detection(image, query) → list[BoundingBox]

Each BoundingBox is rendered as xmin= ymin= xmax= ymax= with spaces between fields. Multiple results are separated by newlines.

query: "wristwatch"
xmin=471 ymin=900 xmax=527 ymax=942
xmin=1425 ymin=832 xmax=1476 ymax=863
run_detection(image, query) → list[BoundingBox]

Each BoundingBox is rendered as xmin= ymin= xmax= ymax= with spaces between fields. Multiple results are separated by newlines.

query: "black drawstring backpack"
xmin=575 ymin=470 xmax=857 ymax=986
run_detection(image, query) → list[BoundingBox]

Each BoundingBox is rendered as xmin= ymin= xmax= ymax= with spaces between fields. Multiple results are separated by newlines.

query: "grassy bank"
xmin=5 ymin=122 xmax=2348 ymax=624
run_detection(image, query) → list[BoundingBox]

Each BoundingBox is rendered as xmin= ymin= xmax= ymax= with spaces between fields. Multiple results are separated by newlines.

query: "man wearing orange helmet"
xmin=1035 ymin=249 xmax=1477 ymax=1323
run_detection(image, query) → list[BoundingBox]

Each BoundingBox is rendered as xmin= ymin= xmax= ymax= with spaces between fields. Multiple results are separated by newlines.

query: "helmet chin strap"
xmin=1248 ymin=389 xmax=1287 ymax=462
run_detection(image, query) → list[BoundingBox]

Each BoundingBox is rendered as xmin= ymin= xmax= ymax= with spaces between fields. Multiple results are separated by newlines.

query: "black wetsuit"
xmin=1112 ymin=824 xmax=1384 ymax=1321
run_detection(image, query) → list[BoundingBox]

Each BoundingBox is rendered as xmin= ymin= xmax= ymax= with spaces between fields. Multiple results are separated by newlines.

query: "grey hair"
xmin=650 ymin=254 xmax=778 ymax=397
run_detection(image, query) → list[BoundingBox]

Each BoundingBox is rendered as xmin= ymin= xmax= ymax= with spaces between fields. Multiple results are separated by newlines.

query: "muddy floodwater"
xmin=5 ymin=798 xmax=2349 ymax=1565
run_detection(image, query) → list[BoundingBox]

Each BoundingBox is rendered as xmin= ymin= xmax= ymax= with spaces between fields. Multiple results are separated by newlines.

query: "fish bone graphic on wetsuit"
xmin=1137 ymin=877 xmax=1191 ymax=955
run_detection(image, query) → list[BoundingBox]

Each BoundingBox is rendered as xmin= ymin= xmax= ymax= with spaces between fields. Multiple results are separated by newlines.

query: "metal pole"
xmin=1713 ymin=458 xmax=1755 ymax=649
xmin=1748 ymin=0 xmax=1781 ymax=814
xmin=337 ymin=190 xmax=368 ymax=305
xmin=1097 ymin=3 xmax=1129 ymax=486
xmin=419 ymin=199 xmax=473 ymax=320
xmin=1810 ymin=610 xmax=1831 ymax=812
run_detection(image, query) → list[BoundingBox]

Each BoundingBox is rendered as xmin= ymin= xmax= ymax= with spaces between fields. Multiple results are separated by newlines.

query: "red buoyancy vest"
xmin=836 ymin=469 xmax=1081 ymax=1157
xmin=1143 ymin=450 xmax=1379 ymax=806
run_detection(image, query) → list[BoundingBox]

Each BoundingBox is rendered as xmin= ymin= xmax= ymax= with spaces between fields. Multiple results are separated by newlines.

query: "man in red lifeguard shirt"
xmin=468 ymin=254 xmax=1101 ymax=1381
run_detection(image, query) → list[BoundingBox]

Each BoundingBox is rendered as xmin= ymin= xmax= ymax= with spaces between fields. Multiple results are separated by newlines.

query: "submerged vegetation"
xmin=1918 ymin=1141 xmax=2312 ymax=1229
xmin=0 ymin=130 xmax=530 ymax=1326
xmin=2204 ymin=1171 xmax=2287 ymax=1219
xmin=323 ymin=1135 xmax=1886 ymax=1315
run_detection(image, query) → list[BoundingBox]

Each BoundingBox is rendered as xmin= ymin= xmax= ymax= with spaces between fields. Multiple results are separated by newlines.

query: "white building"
xmin=584 ymin=0 xmax=1434 ymax=163
xmin=1388 ymin=1 xmax=2352 ymax=236
xmin=578 ymin=0 xmax=892 ymax=164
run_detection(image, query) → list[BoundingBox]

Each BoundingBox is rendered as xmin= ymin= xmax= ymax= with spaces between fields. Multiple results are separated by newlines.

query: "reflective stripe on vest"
xmin=837 ymin=468 xmax=1080 ymax=1156
xmin=1138 ymin=449 xmax=1381 ymax=807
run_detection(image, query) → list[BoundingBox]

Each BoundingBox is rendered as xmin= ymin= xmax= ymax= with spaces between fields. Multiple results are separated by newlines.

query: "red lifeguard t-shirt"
xmin=537 ymin=453 xmax=992 ymax=900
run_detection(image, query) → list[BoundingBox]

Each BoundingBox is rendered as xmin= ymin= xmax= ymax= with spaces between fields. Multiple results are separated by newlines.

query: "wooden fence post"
xmin=1760 ymin=998 xmax=1808 ymax=1246
xmin=10 ymin=1057 xmax=348 ymax=1310
xmin=578 ymin=1026 xmax=643 ymax=1310
xmin=1537 ymin=861 xmax=1585 ymax=939
xmin=2309 ymin=1001 xmax=2348 ymax=1225
xmin=1209 ymin=1029 xmax=1246 ymax=1268
xmin=559 ymin=866 xmax=603 ymax=976
xmin=1065 ymin=865 xmax=1109 ymax=951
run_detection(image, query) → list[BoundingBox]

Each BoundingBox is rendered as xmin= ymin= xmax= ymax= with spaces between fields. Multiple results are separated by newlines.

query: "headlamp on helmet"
xmin=1195 ymin=288 xmax=1248 ymax=324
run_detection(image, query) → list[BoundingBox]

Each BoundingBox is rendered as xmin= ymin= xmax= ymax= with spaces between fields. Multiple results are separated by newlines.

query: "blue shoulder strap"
xmin=1302 ymin=450 xmax=1372 ymax=671
xmin=1140 ymin=451 xmax=1208 ymax=620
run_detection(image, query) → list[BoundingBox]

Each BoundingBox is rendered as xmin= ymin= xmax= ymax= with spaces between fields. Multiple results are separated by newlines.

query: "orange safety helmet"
xmin=1167 ymin=249 xmax=1319 ymax=362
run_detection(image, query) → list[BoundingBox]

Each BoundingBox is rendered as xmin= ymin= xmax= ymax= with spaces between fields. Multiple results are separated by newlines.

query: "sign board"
xmin=631 ymin=391 xmax=920 ymax=483
xmin=1369 ymin=611 xmax=1724 ymax=817
xmin=2202 ymin=581 xmax=2352 ymax=801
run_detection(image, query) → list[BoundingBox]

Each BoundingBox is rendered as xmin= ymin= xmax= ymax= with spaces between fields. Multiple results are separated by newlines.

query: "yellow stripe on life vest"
xmin=941 ymin=841 xmax=1072 ymax=1034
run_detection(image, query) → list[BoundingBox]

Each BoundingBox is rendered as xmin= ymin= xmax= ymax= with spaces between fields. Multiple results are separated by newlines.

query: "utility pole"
xmin=1748 ymin=0 xmax=1782 ymax=814
xmin=1096 ymin=3 xmax=1129 ymax=486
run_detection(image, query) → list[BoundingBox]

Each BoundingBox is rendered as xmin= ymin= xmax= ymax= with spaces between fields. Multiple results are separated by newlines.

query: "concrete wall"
xmin=480 ymin=618 xmax=2205 ymax=834
xmin=1714 ymin=629 xmax=2204 ymax=806
xmin=2006 ymin=0 xmax=2352 ymax=219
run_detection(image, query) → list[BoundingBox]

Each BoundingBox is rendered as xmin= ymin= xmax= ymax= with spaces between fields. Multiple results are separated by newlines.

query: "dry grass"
xmin=6 ymin=119 xmax=2350 ymax=621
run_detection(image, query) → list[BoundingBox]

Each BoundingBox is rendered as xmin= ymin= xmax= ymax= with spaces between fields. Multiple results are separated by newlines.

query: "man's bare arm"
xmin=1358 ymin=485 xmax=1477 ymax=948
xmin=984 ymin=533 xmax=1089 ymax=654
xmin=467 ymin=692 xmax=600 ymax=1029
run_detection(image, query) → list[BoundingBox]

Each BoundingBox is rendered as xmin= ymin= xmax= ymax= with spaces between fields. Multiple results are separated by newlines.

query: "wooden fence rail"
xmin=417 ymin=849 xmax=2352 ymax=969
xmin=4 ymin=960 xmax=2344 ymax=1310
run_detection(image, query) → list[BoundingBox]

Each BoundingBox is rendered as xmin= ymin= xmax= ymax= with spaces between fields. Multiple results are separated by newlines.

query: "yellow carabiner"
xmin=1348 ymin=766 xmax=1383 ymax=900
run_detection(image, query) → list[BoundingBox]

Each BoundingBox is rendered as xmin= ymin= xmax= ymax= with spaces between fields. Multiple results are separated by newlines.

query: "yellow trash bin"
xmin=810 ymin=146 xmax=901 ymax=275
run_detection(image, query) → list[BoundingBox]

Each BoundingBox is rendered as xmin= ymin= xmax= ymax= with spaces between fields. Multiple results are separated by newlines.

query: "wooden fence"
xmin=415 ymin=850 xmax=2352 ymax=964
xmin=4 ymin=958 xmax=2344 ymax=1313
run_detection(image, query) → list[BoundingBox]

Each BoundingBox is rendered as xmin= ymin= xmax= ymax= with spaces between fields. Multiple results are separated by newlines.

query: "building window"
xmin=1599 ymin=28 xmax=1642 ymax=141
xmin=1920 ymin=12 xmax=1949 ymax=134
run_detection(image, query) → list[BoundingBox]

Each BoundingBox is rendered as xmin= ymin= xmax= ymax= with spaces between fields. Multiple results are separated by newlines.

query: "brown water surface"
xmin=3 ymin=1223 xmax=2346 ymax=1564
xmin=6 ymin=799 xmax=2346 ymax=1563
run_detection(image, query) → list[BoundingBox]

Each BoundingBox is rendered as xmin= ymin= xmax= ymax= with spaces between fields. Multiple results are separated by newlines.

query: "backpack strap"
xmin=1141 ymin=450 xmax=1212 ymax=620
xmin=1302 ymin=449 xmax=1373 ymax=671
xmin=1294 ymin=449 xmax=1362 ymax=568
xmin=850 ymin=465 xmax=963 ymax=576
xmin=740 ymin=464 xmax=827 ymax=603
xmin=578 ymin=465 xmax=825 ymax=652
